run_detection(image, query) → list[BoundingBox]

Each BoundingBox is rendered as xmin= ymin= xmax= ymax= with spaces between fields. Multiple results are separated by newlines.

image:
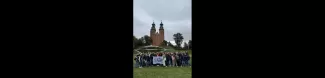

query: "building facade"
xmin=150 ymin=20 xmax=164 ymax=46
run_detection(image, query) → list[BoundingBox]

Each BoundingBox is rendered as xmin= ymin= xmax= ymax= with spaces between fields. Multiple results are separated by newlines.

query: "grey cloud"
xmin=134 ymin=0 xmax=191 ymax=42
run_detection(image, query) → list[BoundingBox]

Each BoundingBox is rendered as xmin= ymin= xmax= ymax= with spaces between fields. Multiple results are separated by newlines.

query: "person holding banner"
xmin=162 ymin=53 xmax=166 ymax=67
xmin=149 ymin=53 xmax=154 ymax=67
xmin=152 ymin=54 xmax=163 ymax=66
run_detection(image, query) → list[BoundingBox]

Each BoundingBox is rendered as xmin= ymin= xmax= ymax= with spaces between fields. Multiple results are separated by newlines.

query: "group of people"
xmin=134 ymin=52 xmax=191 ymax=68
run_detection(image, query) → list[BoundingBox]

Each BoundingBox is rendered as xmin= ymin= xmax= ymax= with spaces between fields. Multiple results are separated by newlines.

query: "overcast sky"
xmin=133 ymin=0 xmax=191 ymax=43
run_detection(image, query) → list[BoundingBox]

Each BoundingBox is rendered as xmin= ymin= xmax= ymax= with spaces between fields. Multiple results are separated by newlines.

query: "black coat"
xmin=177 ymin=54 xmax=183 ymax=60
xmin=185 ymin=55 xmax=190 ymax=61
xmin=166 ymin=55 xmax=172 ymax=61
xmin=135 ymin=55 xmax=141 ymax=62
xmin=149 ymin=54 xmax=154 ymax=60
xmin=145 ymin=55 xmax=150 ymax=61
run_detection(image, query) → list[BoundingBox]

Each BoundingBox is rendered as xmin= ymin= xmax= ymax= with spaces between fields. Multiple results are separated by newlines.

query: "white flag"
xmin=153 ymin=56 xmax=163 ymax=64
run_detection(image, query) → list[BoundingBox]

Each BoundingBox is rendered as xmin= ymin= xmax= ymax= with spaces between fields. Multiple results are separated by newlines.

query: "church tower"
xmin=159 ymin=20 xmax=164 ymax=46
xmin=150 ymin=21 xmax=156 ymax=46
xmin=150 ymin=20 xmax=165 ymax=46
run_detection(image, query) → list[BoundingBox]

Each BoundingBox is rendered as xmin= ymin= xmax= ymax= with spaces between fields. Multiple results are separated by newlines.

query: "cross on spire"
xmin=159 ymin=20 xmax=164 ymax=29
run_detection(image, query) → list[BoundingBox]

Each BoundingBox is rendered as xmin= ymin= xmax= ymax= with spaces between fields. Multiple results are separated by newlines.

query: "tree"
xmin=133 ymin=36 xmax=137 ymax=48
xmin=183 ymin=42 xmax=189 ymax=50
xmin=167 ymin=41 xmax=174 ymax=47
xmin=136 ymin=37 xmax=145 ymax=48
xmin=133 ymin=35 xmax=153 ymax=49
xmin=173 ymin=33 xmax=184 ymax=49
xmin=143 ymin=35 xmax=152 ymax=46
xmin=161 ymin=40 xmax=168 ymax=47
xmin=188 ymin=40 xmax=192 ymax=50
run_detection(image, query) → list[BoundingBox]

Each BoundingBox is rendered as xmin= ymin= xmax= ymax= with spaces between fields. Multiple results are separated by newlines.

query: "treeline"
xmin=133 ymin=33 xmax=192 ymax=50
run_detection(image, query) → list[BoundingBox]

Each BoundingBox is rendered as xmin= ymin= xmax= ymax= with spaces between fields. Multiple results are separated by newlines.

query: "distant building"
xmin=150 ymin=20 xmax=164 ymax=46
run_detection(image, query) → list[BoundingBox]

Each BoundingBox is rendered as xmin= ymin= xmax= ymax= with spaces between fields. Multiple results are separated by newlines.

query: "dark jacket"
xmin=134 ymin=55 xmax=138 ymax=61
xmin=166 ymin=54 xmax=172 ymax=61
xmin=145 ymin=55 xmax=150 ymax=61
xmin=135 ymin=55 xmax=140 ymax=62
xmin=185 ymin=55 xmax=190 ymax=61
xmin=177 ymin=54 xmax=183 ymax=60
xmin=149 ymin=54 xmax=154 ymax=60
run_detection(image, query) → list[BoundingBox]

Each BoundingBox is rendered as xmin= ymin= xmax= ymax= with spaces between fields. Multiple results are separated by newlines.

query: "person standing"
xmin=171 ymin=53 xmax=176 ymax=67
xmin=166 ymin=53 xmax=171 ymax=67
xmin=136 ymin=54 xmax=143 ymax=68
xmin=175 ymin=52 xmax=181 ymax=67
xmin=140 ymin=54 xmax=144 ymax=68
xmin=134 ymin=54 xmax=139 ymax=68
xmin=143 ymin=53 xmax=146 ymax=67
xmin=162 ymin=53 xmax=166 ymax=67
xmin=186 ymin=53 xmax=191 ymax=66
xmin=182 ymin=53 xmax=186 ymax=66
xmin=180 ymin=52 xmax=184 ymax=67
xmin=178 ymin=52 xmax=183 ymax=67
xmin=147 ymin=53 xmax=151 ymax=67
xmin=149 ymin=53 xmax=154 ymax=67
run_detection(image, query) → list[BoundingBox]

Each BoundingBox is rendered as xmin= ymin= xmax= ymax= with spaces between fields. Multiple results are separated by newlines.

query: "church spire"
xmin=160 ymin=20 xmax=163 ymax=25
xmin=159 ymin=20 xmax=164 ymax=30
xmin=151 ymin=20 xmax=156 ymax=30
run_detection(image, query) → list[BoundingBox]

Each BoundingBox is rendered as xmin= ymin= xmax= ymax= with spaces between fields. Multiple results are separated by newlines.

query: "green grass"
xmin=133 ymin=50 xmax=192 ymax=78
xmin=134 ymin=67 xmax=191 ymax=78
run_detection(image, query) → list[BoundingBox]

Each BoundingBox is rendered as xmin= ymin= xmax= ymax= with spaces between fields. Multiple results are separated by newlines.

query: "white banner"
xmin=153 ymin=56 xmax=163 ymax=64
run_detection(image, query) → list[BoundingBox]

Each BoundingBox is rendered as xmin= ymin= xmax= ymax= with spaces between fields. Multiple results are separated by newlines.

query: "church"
xmin=150 ymin=20 xmax=164 ymax=46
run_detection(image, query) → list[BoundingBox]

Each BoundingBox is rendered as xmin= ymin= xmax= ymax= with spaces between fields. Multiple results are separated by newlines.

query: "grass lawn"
xmin=134 ymin=67 xmax=191 ymax=78
xmin=133 ymin=50 xmax=192 ymax=78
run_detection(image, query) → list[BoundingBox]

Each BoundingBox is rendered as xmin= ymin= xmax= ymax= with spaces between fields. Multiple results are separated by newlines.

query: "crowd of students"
xmin=134 ymin=52 xmax=191 ymax=68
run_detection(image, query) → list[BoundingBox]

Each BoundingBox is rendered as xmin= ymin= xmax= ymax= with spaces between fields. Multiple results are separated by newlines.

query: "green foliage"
xmin=143 ymin=35 xmax=152 ymax=46
xmin=188 ymin=40 xmax=192 ymax=50
xmin=173 ymin=33 xmax=184 ymax=49
xmin=183 ymin=42 xmax=189 ymax=50
xmin=161 ymin=46 xmax=176 ymax=52
xmin=167 ymin=41 xmax=175 ymax=48
xmin=161 ymin=40 xmax=168 ymax=47
xmin=134 ymin=35 xmax=153 ymax=49
xmin=133 ymin=36 xmax=137 ymax=48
